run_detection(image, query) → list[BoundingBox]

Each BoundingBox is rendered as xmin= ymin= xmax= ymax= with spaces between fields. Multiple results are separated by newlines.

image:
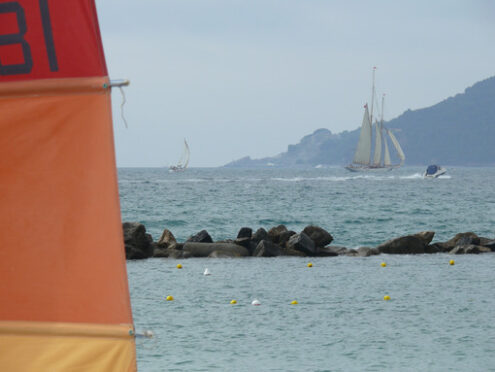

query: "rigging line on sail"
xmin=110 ymin=79 xmax=130 ymax=129
xmin=118 ymin=86 xmax=128 ymax=129
xmin=372 ymin=92 xmax=382 ymax=121
xmin=381 ymin=93 xmax=386 ymax=119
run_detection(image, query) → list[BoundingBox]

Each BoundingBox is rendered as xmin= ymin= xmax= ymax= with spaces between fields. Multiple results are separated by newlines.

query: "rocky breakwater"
xmin=122 ymin=222 xmax=495 ymax=260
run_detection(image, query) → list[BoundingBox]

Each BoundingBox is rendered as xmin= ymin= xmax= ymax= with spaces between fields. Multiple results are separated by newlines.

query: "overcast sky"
xmin=95 ymin=0 xmax=495 ymax=167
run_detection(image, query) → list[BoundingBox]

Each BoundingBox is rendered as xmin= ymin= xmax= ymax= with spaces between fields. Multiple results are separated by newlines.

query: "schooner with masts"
xmin=346 ymin=67 xmax=405 ymax=172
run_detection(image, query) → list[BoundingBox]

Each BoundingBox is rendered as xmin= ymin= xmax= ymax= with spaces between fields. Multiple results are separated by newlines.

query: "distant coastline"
xmin=225 ymin=76 xmax=495 ymax=168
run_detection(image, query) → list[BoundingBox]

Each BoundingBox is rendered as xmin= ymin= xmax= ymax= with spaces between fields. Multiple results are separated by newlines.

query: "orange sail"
xmin=0 ymin=1 xmax=136 ymax=370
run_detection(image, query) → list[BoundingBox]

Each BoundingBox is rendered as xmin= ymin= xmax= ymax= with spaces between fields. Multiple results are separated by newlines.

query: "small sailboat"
xmin=424 ymin=165 xmax=447 ymax=178
xmin=346 ymin=68 xmax=405 ymax=172
xmin=169 ymin=139 xmax=190 ymax=172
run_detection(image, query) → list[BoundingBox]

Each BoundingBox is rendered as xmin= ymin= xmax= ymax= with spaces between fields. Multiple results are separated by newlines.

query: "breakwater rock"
xmin=121 ymin=223 xmax=495 ymax=260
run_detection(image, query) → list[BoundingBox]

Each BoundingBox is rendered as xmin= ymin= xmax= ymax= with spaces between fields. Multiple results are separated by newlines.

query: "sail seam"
xmin=0 ymin=321 xmax=134 ymax=339
xmin=0 ymin=77 xmax=109 ymax=98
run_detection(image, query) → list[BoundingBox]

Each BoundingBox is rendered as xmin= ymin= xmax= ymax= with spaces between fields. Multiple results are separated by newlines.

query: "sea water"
xmin=119 ymin=167 xmax=495 ymax=371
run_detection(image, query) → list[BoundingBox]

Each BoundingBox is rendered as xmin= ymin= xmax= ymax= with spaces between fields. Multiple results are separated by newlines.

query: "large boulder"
xmin=280 ymin=246 xmax=307 ymax=256
xmin=449 ymin=245 xmax=492 ymax=254
xmin=167 ymin=249 xmax=191 ymax=259
xmin=424 ymin=243 xmax=446 ymax=253
xmin=153 ymin=246 xmax=191 ymax=259
xmin=157 ymin=229 xmax=177 ymax=249
xmin=315 ymin=246 xmax=339 ymax=257
xmin=357 ymin=246 xmax=380 ymax=257
xmin=183 ymin=242 xmax=249 ymax=257
xmin=252 ymin=228 xmax=268 ymax=245
xmin=253 ymin=240 xmax=281 ymax=257
xmin=454 ymin=233 xmax=480 ymax=246
xmin=234 ymin=237 xmax=251 ymax=249
xmin=279 ymin=230 xmax=296 ymax=248
xmin=208 ymin=250 xmax=245 ymax=258
xmin=186 ymin=230 xmax=213 ymax=243
xmin=414 ymin=231 xmax=435 ymax=246
xmin=437 ymin=232 xmax=480 ymax=251
xmin=153 ymin=242 xmax=185 ymax=258
xmin=346 ymin=249 xmax=359 ymax=257
xmin=376 ymin=232 xmax=435 ymax=254
xmin=287 ymin=232 xmax=316 ymax=255
xmin=267 ymin=225 xmax=288 ymax=244
xmin=302 ymin=225 xmax=333 ymax=247
xmin=153 ymin=245 xmax=170 ymax=258
xmin=320 ymin=245 xmax=349 ymax=255
xmin=479 ymin=238 xmax=495 ymax=251
xmin=154 ymin=230 xmax=180 ymax=257
xmin=122 ymin=222 xmax=154 ymax=259
xmin=237 ymin=227 xmax=252 ymax=239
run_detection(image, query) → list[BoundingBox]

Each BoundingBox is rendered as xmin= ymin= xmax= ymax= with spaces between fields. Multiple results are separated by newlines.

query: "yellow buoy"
xmin=449 ymin=259 xmax=455 ymax=265
xmin=381 ymin=262 xmax=387 ymax=267
xmin=166 ymin=295 xmax=174 ymax=301
xmin=290 ymin=300 xmax=298 ymax=305
xmin=176 ymin=264 xmax=182 ymax=269
xmin=307 ymin=262 xmax=313 ymax=267
xmin=383 ymin=295 xmax=391 ymax=301
xmin=230 ymin=299 xmax=237 ymax=304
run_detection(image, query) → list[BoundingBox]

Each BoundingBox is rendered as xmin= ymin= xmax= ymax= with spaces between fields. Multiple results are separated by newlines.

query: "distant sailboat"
xmin=346 ymin=68 xmax=405 ymax=172
xmin=169 ymin=139 xmax=190 ymax=172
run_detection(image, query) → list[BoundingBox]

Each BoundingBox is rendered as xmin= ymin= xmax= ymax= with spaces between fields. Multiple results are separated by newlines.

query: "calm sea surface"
xmin=119 ymin=167 xmax=495 ymax=371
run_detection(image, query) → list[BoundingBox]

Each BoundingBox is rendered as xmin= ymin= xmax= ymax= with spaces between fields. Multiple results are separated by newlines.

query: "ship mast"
xmin=380 ymin=93 xmax=385 ymax=126
xmin=370 ymin=66 xmax=376 ymax=125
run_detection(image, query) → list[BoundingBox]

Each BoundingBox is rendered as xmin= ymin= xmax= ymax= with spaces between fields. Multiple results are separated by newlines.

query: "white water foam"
xmin=270 ymin=174 xmax=431 ymax=182
xmin=399 ymin=173 xmax=423 ymax=179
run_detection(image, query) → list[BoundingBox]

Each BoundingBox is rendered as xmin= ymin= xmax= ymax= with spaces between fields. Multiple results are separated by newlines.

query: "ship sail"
xmin=0 ymin=1 xmax=136 ymax=371
xmin=372 ymin=121 xmax=382 ymax=166
xmin=380 ymin=93 xmax=391 ymax=167
xmin=352 ymin=105 xmax=372 ymax=165
xmin=387 ymin=129 xmax=406 ymax=165
xmin=170 ymin=139 xmax=190 ymax=171
xmin=383 ymin=134 xmax=392 ymax=166
xmin=179 ymin=139 xmax=191 ymax=168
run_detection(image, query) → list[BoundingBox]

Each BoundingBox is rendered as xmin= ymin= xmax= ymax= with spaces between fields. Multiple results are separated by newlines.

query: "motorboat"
xmin=424 ymin=165 xmax=446 ymax=178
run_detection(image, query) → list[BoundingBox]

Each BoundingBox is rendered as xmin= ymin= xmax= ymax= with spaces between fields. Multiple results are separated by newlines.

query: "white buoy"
xmin=135 ymin=330 xmax=154 ymax=338
xmin=142 ymin=330 xmax=154 ymax=338
xmin=251 ymin=299 xmax=261 ymax=306
xmin=203 ymin=268 xmax=211 ymax=276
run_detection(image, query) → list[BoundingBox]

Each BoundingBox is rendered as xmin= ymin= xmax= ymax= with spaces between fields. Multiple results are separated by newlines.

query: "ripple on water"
xmin=127 ymin=254 xmax=495 ymax=371
xmin=120 ymin=168 xmax=495 ymax=370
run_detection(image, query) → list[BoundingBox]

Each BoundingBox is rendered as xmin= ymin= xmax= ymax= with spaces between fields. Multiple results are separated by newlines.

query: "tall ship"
xmin=346 ymin=68 xmax=405 ymax=172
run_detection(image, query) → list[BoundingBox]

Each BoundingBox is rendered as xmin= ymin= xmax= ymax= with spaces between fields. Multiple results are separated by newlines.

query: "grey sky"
xmin=95 ymin=0 xmax=495 ymax=167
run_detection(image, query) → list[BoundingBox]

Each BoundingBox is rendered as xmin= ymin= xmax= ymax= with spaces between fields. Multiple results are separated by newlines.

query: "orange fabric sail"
xmin=0 ymin=1 xmax=136 ymax=370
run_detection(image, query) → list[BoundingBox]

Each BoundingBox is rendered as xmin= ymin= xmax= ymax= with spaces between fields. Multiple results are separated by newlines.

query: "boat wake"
xmin=270 ymin=174 xmax=434 ymax=182
xmin=399 ymin=173 xmax=423 ymax=179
